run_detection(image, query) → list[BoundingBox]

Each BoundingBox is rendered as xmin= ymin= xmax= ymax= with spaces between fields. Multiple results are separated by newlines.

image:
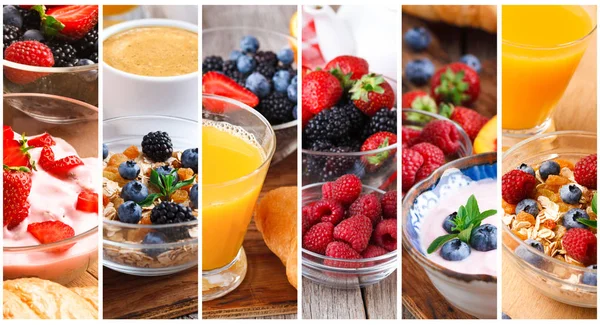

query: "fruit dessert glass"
xmin=3 ymin=103 xmax=98 ymax=285
xmin=103 ymin=116 xmax=198 ymax=276
xmin=403 ymin=153 xmax=497 ymax=319
xmin=302 ymin=174 xmax=397 ymax=289
xmin=3 ymin=5 xmax=99 ymax=107
xmin=502 ymin=131 xmax=597 ymax=307
xmin=202 ymin=26 xmax=297 ymax=165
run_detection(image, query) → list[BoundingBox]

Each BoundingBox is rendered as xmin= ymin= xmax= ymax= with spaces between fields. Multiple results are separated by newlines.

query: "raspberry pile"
xmin=302 ymin=174 xmax=397 ymax=267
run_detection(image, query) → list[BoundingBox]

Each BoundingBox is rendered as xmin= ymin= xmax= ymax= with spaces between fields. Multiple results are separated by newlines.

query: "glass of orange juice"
xmin=202 ymin=94 xmax=275 ymax=301
xmin=502 ymin=5 xmax=596 ymax=138
xmin=103 ymin=5 xmax=146 ymax=28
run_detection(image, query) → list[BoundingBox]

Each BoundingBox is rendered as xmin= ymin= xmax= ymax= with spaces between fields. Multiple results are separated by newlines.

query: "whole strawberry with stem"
xmin=325 ymin=55 xmax=369 ymax=88
xmin=440 ymin=104 xmax=489 ymax=141
xmin=302 ymin=70 xmax=343 ymax=115
xmin=3 ymin=167 xmax=32 ymax=229
xmin=360 ymin=131 xmax=397 ymax=172
xmin=431 ymin=62 xmax=480 ymax=106
xmin=350 ymin=73 xmax=395 ymax=117
xmin=4 ymin=40 xmax=54 ymax=84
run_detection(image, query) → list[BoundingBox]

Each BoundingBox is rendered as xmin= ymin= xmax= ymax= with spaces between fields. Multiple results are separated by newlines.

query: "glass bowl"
xmin=301 ymin=183 xmax=397 ymax=289
xmin=3 ymin=93 xmax=98 ymax=124
xmin=502 ymin=131 xmax=597 ymax=307
xmin=203 ymin=26 xmax=298 ymax=165
xmin=3 ymin=60 xmax=98 ymax=107
xmin=103 ymin=115 xmax=198 ymax=276
xmin=3 ymin=96 xmax=98 ymax=285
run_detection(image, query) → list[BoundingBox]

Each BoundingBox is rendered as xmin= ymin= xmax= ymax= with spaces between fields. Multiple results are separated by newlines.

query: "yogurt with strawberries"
xmin=420 ymin=179 xmax=498 ymax=276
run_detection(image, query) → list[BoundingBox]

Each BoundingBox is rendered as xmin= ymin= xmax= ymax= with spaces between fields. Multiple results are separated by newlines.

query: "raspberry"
xmin=348 ymin=193 xmax=382 ymax=224
xmin=562 ymin=228 xmax=597 ymax=266
xmin=373 ymin=218 xmax=397 ymax=251
xmin=4 ymin=40 xmax=54 ymax=84
xmin=415 ymin=162 xmax=442 ymax=183
xmin=332 ymin=174 xmax=362 ymax=205
xmin=411 ymin=142 xmax=445 ymax=166
xmin=302 ymin=203 xmax=318 ymax=235
xmin=574 ymin=154 xmax=597 ymax=189
xmin=324 ymin=241 xmax=361 ymax=268
xmin=402 ymin=148 xmax=424 ymax=192
xmin=381 ymin=190 xmax=397 ymax=219
xmin=402 ymin=127 xmax=421 ymax=147
xmin=333 ymin=215 xmax=372 ymax=252
xmin=302 ymin=222 xmax=334 ymax=255
xmin=361 ymin=244 xmax=388 ymax=258
xmin=418 ymin=120 xmax=460 ymax=155
xmin=502 ymin=170 xmax=536 ymax=204
xmin=312 ymin=199 xmax=345 ymax=225
xmin=322 ymin=181 xmax=334 ymax=199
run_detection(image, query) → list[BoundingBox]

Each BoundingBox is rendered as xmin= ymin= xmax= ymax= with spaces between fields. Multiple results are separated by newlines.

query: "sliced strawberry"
xmin=27 ymin=133 xmax=56 ymax=148
xmin=3 ymin=126 xmax=15 ymax=143
xmin=38 ymin=146 xmax=55 ymax=170
xmin=3 ymin=168 xmax=32 ymax=229
xmin=46 ymin=5 xmax=98 ymax=41
xmin=76 ymin=189 xmax=98 ymax=213
xmin=27 ymin=220 xmax=75 ymax=253
xmin=46 ymin=155 xmax=84 ymax=177
xmin=3 ymin=133 xmax=34 ymax=169
xmin=203 ymin=72 xmax=259 ymax=108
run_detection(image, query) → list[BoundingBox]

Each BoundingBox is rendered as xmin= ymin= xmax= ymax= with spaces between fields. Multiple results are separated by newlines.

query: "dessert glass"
xmin=202 ymin=94 xmax=275 ymax=301
xmin=502 ymin=131 xmax=597 ymax=307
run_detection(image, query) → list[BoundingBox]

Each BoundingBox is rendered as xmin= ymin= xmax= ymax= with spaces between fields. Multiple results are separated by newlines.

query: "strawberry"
xmin=301 ymin=65 xmax=312 ymax=78
xmin=324 ymin=241 xmax=361 ymax=268
xmin=3 ymin=133 xmax=34 ymax=169
xmin=27 ymin=220 xmax=75 ymax=253
xmin=501 ymin=170 xmax=536 ymax=204
xmin=431 ymin=62 xmax=480 ymax=106
xmin=302 ymin=221 xmax=334 ymax=255
xmin=3 ymin=168 xmax=32 ymax=229
xmin=38 ymin=146 xmax=55 ymax=170
xmin=333 ymin=215 xmax=372 ymax=252
xmin=27 ymin=132 xmax=56 ymax=148
xmin=4 ymin=41 xmax=54 ymax=84
xmin=301 ymin=103 xmax=314 ymax=129
xmin=202 ymin=71 xmax=259 ymax=108
xmin=349 ymin=194 xmax=382 ymax=225
xmin=312 ymin=199 xmax=345 ymax=225
xmin=332 ymin=174 xmax=362 ymax=205
xmin=402 ymin=90 xmax=437 ymax=115
xmin=361 ymin=245 xmax=388 ymax=259
xmin=441 ymin=104 xmax=489 ymax=141
xmin=401 ymin=90 xmax=428 ymax=108
xmin=562 ymin=228 xmax=597 ymax=266
xmin=380 ymin=190 xmax=397 ymax=219
xmin=360 ymin=132 xmax=397 ymax=171
xmin=302 ymin=70 xmax=343 ymax=115
xmin=417 ymin=120 xmax=461 ymax=155
xmin=402 ymin=148 xmax=424 ymax=192
xmin=325 ymin=55 xmax=369 ymax=87
xmin=46 ymin=155 xmax=84 ymax=177
xmin=574 ymin=154 xmax=597 ymax=189
xmin=350 ymin=74 xmax=395 ymax=116
xmin=76 ymin=189 xmax=98 ymax=213
xmin=46 ymin=5 xmax=98 ymax=41
xmin=3 ymin=126 xmax=15 ymax=143
xmin=373 ymin=218 xmax=397 ymax=251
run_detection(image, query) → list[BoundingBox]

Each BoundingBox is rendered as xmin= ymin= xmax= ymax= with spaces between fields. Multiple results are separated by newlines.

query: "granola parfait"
xmin=102 ymin=130 xmax=198 ymax=276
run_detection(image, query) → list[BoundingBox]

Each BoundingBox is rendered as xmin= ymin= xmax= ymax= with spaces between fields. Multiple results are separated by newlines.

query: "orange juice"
xmin=502 ymin=5 xmax=593 ymax=131
xmin=202 ymin=122 xmax=266 ymax=270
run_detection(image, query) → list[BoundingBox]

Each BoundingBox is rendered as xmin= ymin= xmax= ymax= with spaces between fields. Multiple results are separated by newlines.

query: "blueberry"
xmin=440 ymin=238 xmax=471 ymax=261
xmin=189 ymin=184 xmax=198 ymax=209
xmin=117 ymin=201 xmax=142 ymax=224
xmin=277 ymin=48 xmax=294 ymax=65
xmin=470 ymin=224 xmax=497 ymax=252
xmin=236 ymin=55 xmax=256 ymax=74
xmin=155 ymin=165 xmax=179 ymax=184
xmin=582 ymin=265 xmax=597 ymax=286
xmin=404 ymin=27 xmax=431 ymax=52
xmin=120 ymin=181 xmax=148 ymax=203
xmin=118 ymin=160 xmax=140 ymax=180
xmin=245 ymin=72 xmax=271 ymax=98
xmin=515 ymin=199 xmax=540 ymax=216
xmin=460 ymin=54 xmax=482 ymax=73
xmin=76 ymin=59 xmax=95 ymax=66
xmin=517 ymin=163 xmax=535 ymax=177
xmin=4 ymin=6 xmax=23 ymax=28
xmin=229 ymin=50 xmax=243 ymax=61
xmin=559 ymin=184 xmax=582 ymax=204
xmin=562 ymin=208 xmax=590 ymax=230
xmin=502 ymin=313 xmax=512 ymax=320
xmin=292 ymin=105 xmax=297 ymax=119
xmin=290 ymin=75 xmax=298 ymax=87
xmin=240 ymin=35 xmax=259 ymax=53
xmin=181 ymin=148 xmax=198 ymax=173
xmin=287 ymin=84 xmax=297 ymax=102
xmin=102 ymin=144 xmax=108 ymax=160
xmin=405 ymin=59 xmax=435 ymax=86
xmin=23 ymin=29 xmax=44 ymax=42
xmin=539 ymin=160 xmax=560 ymax=180
xmin=442 ymin=212 xmax=458 ymax=234
xmin=273 ymin=70 xmax=291 ymax=92
xmin=515 ymin=239 xmax=545 ymax=267
xmin=142 ymin=232 xmax=169 ymax=257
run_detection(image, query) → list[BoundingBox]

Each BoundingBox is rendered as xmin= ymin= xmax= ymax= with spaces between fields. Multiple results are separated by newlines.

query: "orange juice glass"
xmin=502 ymin=5 xmax=596 ymax=137
xmin=202 ymin=94 xmax=275 ymax=301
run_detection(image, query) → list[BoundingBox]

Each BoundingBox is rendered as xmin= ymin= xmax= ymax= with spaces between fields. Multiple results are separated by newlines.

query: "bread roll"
xmin=403 ymin=5 xmax=497 ymax=33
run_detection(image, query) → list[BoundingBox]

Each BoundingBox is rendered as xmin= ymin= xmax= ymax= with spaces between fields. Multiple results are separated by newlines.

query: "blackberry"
xmin=89 ymin=52 xmax=98 ymax=63
xmin=304 ymin=106 xmax=351 ymax=144
xmin=3 ymin=25 xmax=21 ymax=53
xmin=141 ymin=131 xmax=173 ymax=162
xmin=323 ymin=146 xmax=357 ymax=181
xmin=256 ymin=63 xmax=276 ymax=79
xmin=150 ymin=201 xmax=195 ymax=224
xmin=339 ymin=102 xmax=366 ymax=136
xmin=222 ymin=60 xmax=245 ymax=85
xmin=310 ymin=139 xmax=334 ymax=152
xmin=18 ymin=7 xmax=41 ymax=30
xmin=256 ymin=91 xmax=294 ymax=125
xmin=254 ymin=50 xmax=278 ymax=67
xmin=335 ymin=137 xmax=362 ymax=151
xmin=74 ymin=27 xmax=98 ymax=57
xmin=363 ymin=108 xmax=397 ymax=139
xmin=202 ymin=55 xmax=223 ymax=74
xmin=48 ymin=41 xmax=78 ymax=67
xmin=279 ymin=63 xmax=297 ymax=78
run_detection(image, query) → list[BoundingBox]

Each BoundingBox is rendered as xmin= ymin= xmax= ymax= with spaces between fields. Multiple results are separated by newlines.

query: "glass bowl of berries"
xmin=102 ymin=115 xmax=198 ymax=276
xmin=502 ymin=131 xmax=597 ymax=307
xmin=302 ymin=174 xmax=398 ymax=289
xmin=202 ymin=26 xmax=298 ymax=165
xmin=3 ymin=5 xmax=99 ymax=108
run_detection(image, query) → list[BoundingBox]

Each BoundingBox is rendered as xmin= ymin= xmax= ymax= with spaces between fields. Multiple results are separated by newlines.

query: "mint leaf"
xmin=471 ymin=209 xmax=497 ymax=228
xmin=458 ymin=224 xmax=473 ymax=243
xmin=138 ymin=193 xmax=162 ymax=207
xmin=173 ymin=177 xmax=196 ymax=191
xmin=578 ymin=219 xmax=597 ymax=229
xmin=427 ymin=233 xmax=458 ymax=254
xmin=593 ymin=193 xmax=597 ymax=215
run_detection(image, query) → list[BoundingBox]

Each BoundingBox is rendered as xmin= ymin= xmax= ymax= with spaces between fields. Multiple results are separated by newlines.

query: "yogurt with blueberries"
xmin=421 ymin=179 xmax=498 ymax=276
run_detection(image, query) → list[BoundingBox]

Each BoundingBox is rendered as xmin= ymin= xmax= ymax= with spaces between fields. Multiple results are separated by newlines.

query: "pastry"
xmin=255 ymin=186 xmax=298 ymax=289
xmin=402 ymin=5 xmax=497 ymax=33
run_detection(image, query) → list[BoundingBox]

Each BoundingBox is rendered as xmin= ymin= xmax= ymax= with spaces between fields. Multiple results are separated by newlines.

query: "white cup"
xmin=102 ymin=19 xmax=198 ymax=121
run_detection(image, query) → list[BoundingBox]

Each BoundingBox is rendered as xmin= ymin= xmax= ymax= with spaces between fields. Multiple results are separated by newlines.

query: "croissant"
xmin=403 ymin=5 xmax=497 ymax=33
xmin=3 ymin=278 xmax=98 ymax=319
xmin=255 ymin=186 xmax=298 ymax=289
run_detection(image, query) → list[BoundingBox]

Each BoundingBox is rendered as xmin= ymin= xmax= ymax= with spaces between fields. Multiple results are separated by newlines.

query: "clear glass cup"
xmin=202 ymin=94 xmax=276 ymax=301
xmin=502 ymin=5 xmax=597 ymax=138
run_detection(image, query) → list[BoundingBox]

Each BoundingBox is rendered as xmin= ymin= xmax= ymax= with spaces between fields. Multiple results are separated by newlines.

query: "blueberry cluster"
xmin=202 ymin=35 xmax=297 ymax=125
xmin=439 ymin=212 xmax=497 ymax=261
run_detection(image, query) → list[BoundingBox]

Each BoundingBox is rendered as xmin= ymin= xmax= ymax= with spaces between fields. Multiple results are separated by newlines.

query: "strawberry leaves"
xmin=138 ymin=169 xmax=195 ymax=207
xmin=434 ymin=68 xmax=470 ymax=105
xmin=31 ymin=5 xmax=65 ymax=38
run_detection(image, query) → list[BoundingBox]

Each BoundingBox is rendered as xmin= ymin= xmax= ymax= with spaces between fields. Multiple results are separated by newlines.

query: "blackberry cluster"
xmin=73 ymin=27 xmax=98 ymax=57
xmin=222 ymin=60 xmax=244 ymax=85
xmin=141 ymin=131 xmax=174 ymax=162
xmin=304 ymin=105 xmax=352 ymax=145
xmin=150 ymin=202 xmax=195 ymax=241
xmin=202 ymin=55 xmax=223 ymax=74
xmin=17 ymin=6 xmax=40 ymax=30
xmin=255 ymin=50 xmax=278 ymax=67
xmin=256 ymin=63 xmax=277 ymax=79
xmin=362 ymin=109 xmax=398 ymax=139
xmin=48 ymin=41 xmax=78 ymax=67
xmin=256 ymin=91 xmax=294 ymax=125
xmin=3 ymin=25 xmax=20 ymax=53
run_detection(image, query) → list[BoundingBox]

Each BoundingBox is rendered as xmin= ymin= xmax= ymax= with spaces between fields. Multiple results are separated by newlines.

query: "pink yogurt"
xmin=3 ymin=133 xmax=99 ymax=284
xmin=420 ymin=179 xmax=498 ymax=276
